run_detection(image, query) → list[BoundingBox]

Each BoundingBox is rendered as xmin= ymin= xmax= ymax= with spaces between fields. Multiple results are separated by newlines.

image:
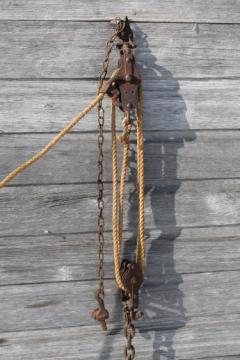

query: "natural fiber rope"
xmin=0 ymin=92 xmax=105 ymax=188
xmin=111 ymin=86 xmax=145 ymax=290
xmin=118 ymin=115 xmax=131 ymax=252
xmin=136 ymin=85 xmax=145 ymax=272
xmin=0 ymin=66 xmax=122 ymax=189
xmin=111 ymin=101 xmax=126 ymax=290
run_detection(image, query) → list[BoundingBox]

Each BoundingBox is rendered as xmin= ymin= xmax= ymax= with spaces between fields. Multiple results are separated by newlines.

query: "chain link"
xmin=97 ymin=103 xmax=105 ymax=295
xmin=98 ymin=17 xmax=125 ymax=92
xmin=96 ymin=17 xmax=125 ymax=298
xmin=124 ymin=309 xmax=136 ymax=360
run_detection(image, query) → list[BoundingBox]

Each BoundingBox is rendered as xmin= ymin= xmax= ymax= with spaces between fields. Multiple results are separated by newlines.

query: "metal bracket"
xmin=101 ymin=17 xmax=141 ymax=113
xmin=120 ymin=259 xmax=143 ymax=312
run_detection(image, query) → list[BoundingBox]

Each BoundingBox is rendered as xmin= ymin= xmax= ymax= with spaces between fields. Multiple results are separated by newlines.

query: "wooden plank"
xmin=0 ymin=317 xmax=240 ymax=359
xmin=0 ymin=0 xmax=240 ymax=23
xmin=1 ymin=226 xmax=240 ymax=285
xmin=0 ymin=130 xmax=238 ymax=186
xmin=196 ymin=358 xmax=240 ymax=360
xmin=197 ymin=358 xmax=240 ymax=360
xmin=0 ymin=271 xmax=240 ymax=332
xmin=1 ymin=79 xmax=240 ymax=132
xmin=0 ymin=22 xmax=240 ymax=79
xmin=0 ymin=180 xmax=240 ymax=236
xmin=0 ymin=130 xmax=240 ymax=185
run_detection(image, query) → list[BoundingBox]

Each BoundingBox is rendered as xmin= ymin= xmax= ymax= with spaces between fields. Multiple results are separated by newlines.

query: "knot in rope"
xmin=117 ymin=115 xmax=132 ymax=144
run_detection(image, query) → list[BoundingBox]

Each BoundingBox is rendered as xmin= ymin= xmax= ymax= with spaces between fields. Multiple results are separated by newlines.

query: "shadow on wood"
xmin=99 ymin=24 xmax=196 ymax=360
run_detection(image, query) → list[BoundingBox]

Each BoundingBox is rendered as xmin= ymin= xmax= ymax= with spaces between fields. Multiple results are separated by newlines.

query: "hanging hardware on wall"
xmin=92 ymin=17 xmax=145 ymax=359
xmin=0 ymin=17 xmax=144 ymax=360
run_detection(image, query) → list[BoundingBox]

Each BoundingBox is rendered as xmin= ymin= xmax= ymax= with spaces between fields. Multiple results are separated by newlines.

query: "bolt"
xmin=131 ymin=276 xmax=138 ymax=284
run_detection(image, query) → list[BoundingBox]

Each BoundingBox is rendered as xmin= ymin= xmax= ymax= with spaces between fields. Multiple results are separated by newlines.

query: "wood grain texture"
xmin=1 ymin=4 xmax=240 ymax=359
xmin=1 ymin=271 xmax=240 ymax=332
xmin=0 ymin=0 xmax=240 ymax=23
xmin=4 ymin=324 xmax=237 ymax=360
xmin=0 ymin=22 xmax=240 ymax=79
xmin=0 ymin=180 xmax=240 ymax=236
xmin=0 ymin=130 xmax=240 ymax=185
xmin=1 ymin=79 xmax=240 ymax=133
xmin=0 ymin=317 xmax=240 ymax=360
xmin=1 ymin=226 xmax=240 ymax=285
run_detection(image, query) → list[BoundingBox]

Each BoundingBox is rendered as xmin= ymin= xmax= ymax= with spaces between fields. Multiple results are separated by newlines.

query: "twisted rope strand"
xmin=0 ymin=68 xmax=122 ymax=189
xmin=111 ymin=87 xmax=145 ymax=290
xmin=118 ymin=115 xmax=132 ymax=252
xmin=0 ymin=92 xmax=104 ymax=188
xmin=136 ymin=87 xmax=145 ymax=272
xmin=111 ymin=101 xmax=126 ymax=291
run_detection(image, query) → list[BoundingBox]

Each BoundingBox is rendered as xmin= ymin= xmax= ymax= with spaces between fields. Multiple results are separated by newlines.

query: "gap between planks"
xmin=1 ymin=19 xmax=240 ymax=26
xmin=0 ymin=268 xmax=240 ymax=289
xmin=3 ymin=177 xmax=240 ymax=188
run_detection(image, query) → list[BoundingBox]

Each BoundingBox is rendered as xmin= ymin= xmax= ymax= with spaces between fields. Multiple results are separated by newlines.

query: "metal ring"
xmin=124 ymin=345 xmax=135 ymax=359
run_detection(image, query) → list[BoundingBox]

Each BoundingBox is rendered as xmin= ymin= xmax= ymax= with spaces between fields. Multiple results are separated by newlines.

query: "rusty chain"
xmin=93 ymin=17 xmax=126 ymax=330
xmin=98 ymin=17 xmax=125 ymax=91
xmin=96 ymin=17 xmax=125 ymax=295
xmin=124 ymin=309 xmax=136 ymax=360
xmin=96 ymin=103 xmax=105 ymax=296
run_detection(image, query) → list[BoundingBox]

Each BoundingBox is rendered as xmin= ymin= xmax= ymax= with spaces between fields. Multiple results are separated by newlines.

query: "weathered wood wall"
xmin=0 ymin=1 xmax=240 ymax=359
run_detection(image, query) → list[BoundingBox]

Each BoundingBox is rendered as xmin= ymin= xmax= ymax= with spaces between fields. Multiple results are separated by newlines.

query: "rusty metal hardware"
xmin=123 ymin=306 xmax=142 ymax=360
xmin=120 ymin=258 xmax=144 ymax=360
xmin=120 ymin=259 xmax=143 ymax=310
xmin=94 ymin=16 xmax=141 ymax=334
xmin=101 ymin=17 xmax=141 ymax=114
xmin=91 ymin=289 xmax=109 ymax=331
xmin=98 ymin=17 xmax=125 ymax=92
xmin=93 ymin=17 xmax=126 ymax=332
xmin=96 ymin=103 xmax=105 ymax=310
xmin=93 ymin=16 xmax=144 ymax=360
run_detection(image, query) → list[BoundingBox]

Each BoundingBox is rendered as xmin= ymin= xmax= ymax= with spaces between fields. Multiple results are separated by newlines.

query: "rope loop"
xmin=111 ymin=84 xmax=145 ymax=291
